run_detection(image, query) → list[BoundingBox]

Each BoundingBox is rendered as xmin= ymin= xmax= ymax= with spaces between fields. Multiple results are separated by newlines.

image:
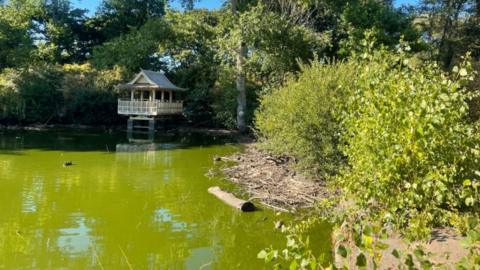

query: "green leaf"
xmin=376 ymin=241 xmax=389 ymax=250
xmin=257 ymin=250 xmax=267 ymax=259
xmin=465 ymin=196 xmax=474 ymax=206
xmin=289 ymin=260 xmax=298 ymax=270
xmin=405 ymin=254 xmax=415 ymax=267
xmin=287 ymin=237 xmax=296 ymax=247
xmin=413 ymin=247 xmax=425 ymax=258
xmin=337 ymin=245 xmax=348 ymax=258
xmin=363 ymin=235 xmax=373 ymax=249
xmin=356 ymin=253 xmax=367 ymax=267
xmin=392 ymin=249 xmax=401 ymax=259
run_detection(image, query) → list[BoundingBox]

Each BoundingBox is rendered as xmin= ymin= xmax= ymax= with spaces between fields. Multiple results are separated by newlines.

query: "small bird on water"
xmin=63 ymin=161 xmax=73 ymax=167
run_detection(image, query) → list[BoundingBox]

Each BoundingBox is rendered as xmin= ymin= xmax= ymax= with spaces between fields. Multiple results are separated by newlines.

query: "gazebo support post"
xmin=148 ymin=118 xmax=155 ymax=132
xmin=127 ymin=118 xmax=133 ymax=132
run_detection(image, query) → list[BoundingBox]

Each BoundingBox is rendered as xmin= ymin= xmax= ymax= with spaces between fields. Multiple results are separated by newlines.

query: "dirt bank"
xmin=215 ymin=143 xmax=469 ymax=268
xmin=333 ymin=226 xmax=469 ymax=269
xmin=214 ymin=143 xmax=332 ymax=212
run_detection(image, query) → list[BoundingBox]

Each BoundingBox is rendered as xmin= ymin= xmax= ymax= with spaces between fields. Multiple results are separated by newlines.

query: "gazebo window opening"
xmin=134 ymin=90 xmax=141 ymax=100
xmin=164 ymin=91 xmax=170 ymax=102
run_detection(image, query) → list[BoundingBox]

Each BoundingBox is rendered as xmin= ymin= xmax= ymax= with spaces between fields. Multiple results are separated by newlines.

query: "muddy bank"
xmin=214 ymin=143 xmax=332 ymax=212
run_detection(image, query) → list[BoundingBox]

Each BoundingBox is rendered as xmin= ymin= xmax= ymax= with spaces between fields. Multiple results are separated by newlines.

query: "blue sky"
xmin=73 ymin=0 xmax=419 ymax=16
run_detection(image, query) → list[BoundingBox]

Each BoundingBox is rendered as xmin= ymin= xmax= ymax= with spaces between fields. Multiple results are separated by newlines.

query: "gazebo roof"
xmin=118 ymin=69 xmax=185 ymax=91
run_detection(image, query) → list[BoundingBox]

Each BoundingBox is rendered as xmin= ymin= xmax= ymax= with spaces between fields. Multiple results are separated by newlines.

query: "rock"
xmin=213 ymin=156 xmax=222 ymax=162
xmin=63 ymin=161 xmax=73 ymax=167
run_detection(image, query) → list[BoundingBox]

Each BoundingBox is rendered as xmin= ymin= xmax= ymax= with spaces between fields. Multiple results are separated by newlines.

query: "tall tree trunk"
xmin=231 ymin=0 xmax=247 ymax=132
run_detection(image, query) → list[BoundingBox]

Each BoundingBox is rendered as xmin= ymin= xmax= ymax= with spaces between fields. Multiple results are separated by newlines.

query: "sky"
xmin=73 ymin=0 xmax=419 ymax=16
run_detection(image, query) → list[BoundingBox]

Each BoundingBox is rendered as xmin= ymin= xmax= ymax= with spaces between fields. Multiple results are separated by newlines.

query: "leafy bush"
xmin=16 ymin=66 xmax=64 ymax=123
xmin=255 ymin=60 xmax=356 ymax=177
xmin=0 ymin=69 xmax=23 ymax=122
xmin=0 ymin=64 xmax=124 ymax=125
xmin=61 ymin=64 xmax=124 ymax=124
xmin=339 ymin=48 xmax=480 ymax=238
xmin=256 ymin=37 xmax=479 ymax=239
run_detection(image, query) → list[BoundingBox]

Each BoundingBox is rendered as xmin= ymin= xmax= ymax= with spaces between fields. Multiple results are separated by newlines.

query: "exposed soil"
xmin=333 ymin=227 xmax=468 ymax=269
xmin=213 ymin=143 xmax=332 ymax=212
xmin=216 ymin=142 xmax=469 ymax=267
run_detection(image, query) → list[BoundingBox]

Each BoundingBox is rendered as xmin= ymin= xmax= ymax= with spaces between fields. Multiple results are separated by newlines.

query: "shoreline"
xmin=215 ymin=143 xmax=469 ymax=268
xmin=0 ymin=123 xmax=240 ymax=136
xmin=214 ymin=143 xmax=333 ymax=212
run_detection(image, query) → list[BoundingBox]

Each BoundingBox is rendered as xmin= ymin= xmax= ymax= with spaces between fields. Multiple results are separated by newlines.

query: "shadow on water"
xmin=0 ymin=129 xmax=236 ymax=153
xmin=0 ymin=128 xmax=333 ymax=269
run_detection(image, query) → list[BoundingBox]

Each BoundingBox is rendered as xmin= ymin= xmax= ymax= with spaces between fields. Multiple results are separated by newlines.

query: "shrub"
xmin=0 ymin=69 xmax=23 ymax=122
xmin=61 ymin=64 xmax=124 ymax=125
xmin=0 ymin=64 xmax=125 ymax=125
xmin=255 ymin=60 xmax=356 ymax=177
xmin=339 ymin=48 xmax=480 ymax=238
xmin=15 ymin=66 xmax=64 ymax=123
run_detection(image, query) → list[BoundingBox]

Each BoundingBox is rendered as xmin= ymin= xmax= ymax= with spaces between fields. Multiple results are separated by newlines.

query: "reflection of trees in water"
xmin=0 ymin=134 xmax=300 ymax=269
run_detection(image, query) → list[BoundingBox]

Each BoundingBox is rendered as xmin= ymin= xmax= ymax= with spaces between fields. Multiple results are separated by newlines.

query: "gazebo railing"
xmin=118 ymin=99 xmax=183 ymax=116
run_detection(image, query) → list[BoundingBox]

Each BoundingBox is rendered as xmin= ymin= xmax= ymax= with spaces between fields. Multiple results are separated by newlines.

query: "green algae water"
xmin=0 ymin=129 xmax=330 ymax=269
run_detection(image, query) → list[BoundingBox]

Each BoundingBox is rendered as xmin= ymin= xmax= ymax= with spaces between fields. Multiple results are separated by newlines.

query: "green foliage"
xmin=217 ymin=3 xmax=330 ymax=88
xmin=91 ymin=18 xmax=168 ymax=72
xmin=0 ymin=0 xmax=40 ymax=70
xmin=255 ymin=60 xmax=356 ymax=177
xmin=37 ymin=0 xmax=92 ymax=63
xmin=261 ymin=211 xmax=480 ymax=269
xmin=416 ymin=0 xmax=480 ymax=68
xmin=0 ymin=64 xmax=124 ymax=125
xmin=15 ymin=66 xmax=64 ymax=123
xmin=96 ymin=0 xmax=167 ymax=40
xmin=456 ymin=220 xmax=480 ymax=269
xmin=0 ymin=69 xmax=23 ymax=121
xmin=60 ymin=64 xmax=124 ymax=124
xmin=340 ymin=0 xmax=419 ymax=50
xmin=258 ymin=218 xmax=328 ymax=270
xmin=339 ymin=46 xmax=480 ymax=238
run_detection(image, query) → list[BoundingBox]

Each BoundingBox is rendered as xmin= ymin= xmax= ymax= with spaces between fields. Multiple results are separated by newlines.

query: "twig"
xmin=199 ymin=261 xmax=212 ymax=269
xmin=260 ymin=201 xmax=291 ymax=213
xmin=90 ymin=243 xmax=105 ymax=270
xmin=119 ymin=245 xmax=134 ymax=270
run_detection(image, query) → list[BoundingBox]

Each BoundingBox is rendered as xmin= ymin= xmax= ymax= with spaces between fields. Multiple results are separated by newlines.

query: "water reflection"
xmin=57 ymin=213 xmax=92 ymax=256
xmin=154 ymin=208 xmax=189 ymax=233
xmin=0 ymin=130 xmax=332 ymax=269
xmin=21 ymin=177 xmax=43 ymax=213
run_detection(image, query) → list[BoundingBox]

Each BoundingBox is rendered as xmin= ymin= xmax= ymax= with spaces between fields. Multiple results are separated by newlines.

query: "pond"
xmin=0 ymin=129 xmax=331 ymax=269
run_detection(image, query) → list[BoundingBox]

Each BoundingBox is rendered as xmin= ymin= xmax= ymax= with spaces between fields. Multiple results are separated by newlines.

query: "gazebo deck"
xmin=118 ymin=99 xmax=183 ymax=116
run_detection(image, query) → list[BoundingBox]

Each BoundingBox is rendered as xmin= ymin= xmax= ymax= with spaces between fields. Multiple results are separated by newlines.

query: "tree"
xmin=231 ymin=0 xmax=247 ymax=132
xmin=94 ymin=0 xmax=168 ymax=40
xmin=0 ymin=0 xmax=40 ymax=70
xmin=35 ymin=0 xmax=92 ymax=63
xmin=178 ymin=0 xmax=198 ymax=10
xmin=417 ymin=0 xmax=480 ymax=67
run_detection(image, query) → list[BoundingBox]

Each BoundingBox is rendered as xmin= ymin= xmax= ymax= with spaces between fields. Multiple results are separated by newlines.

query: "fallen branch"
xmin=208 ymin=186 xmax=256 ymax=212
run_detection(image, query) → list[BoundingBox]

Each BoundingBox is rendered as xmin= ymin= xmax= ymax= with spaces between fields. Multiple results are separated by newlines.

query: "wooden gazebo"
xmin=117 ymin=69 xmax=185 ymax=132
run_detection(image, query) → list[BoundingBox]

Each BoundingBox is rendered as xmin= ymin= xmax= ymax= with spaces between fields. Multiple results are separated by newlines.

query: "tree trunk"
xmin=232 ymin=0 xmax=247 ymax=133
xmin=208 ymin=186 xmax=256 ymax=211
xmin=236 ymin=42 xmax=247 ymax=132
